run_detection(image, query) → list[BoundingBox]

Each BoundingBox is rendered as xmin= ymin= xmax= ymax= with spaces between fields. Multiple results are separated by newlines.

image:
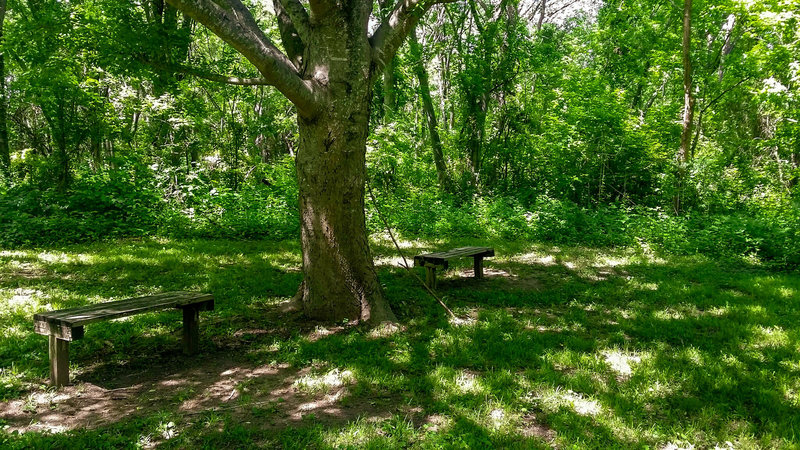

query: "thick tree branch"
xmin=166 ymin=0 xmax=318 ymax=114
xmin=277 ymin=0 xmax=310 ymax=42
xmin=307 ymin=0 xmax=334 ymax=18
xmin=370 ymin=0 xmax=458 ymax=73
xmin=273 ymin=0 xmax=307 ymax=71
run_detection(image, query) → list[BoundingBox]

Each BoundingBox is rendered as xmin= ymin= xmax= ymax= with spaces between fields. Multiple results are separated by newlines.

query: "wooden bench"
xmin=413 ymin=247 xmax=495 ymax=289
xmin=33 ymin=291 xmax=214 ymax=387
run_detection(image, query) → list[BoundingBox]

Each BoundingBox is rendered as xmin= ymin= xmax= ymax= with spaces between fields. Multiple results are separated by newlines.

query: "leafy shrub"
xmin=370 ymin=189 xmax=799 ymax=269
xmin=158 ymin=156 xmax=300 ymax=240
xmin=0 ymin=158 xmax=160 ymax=247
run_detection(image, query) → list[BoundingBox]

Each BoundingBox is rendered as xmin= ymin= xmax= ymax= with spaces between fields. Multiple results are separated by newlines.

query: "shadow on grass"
xmin=1 ymin=238 xmax=799 ymax=447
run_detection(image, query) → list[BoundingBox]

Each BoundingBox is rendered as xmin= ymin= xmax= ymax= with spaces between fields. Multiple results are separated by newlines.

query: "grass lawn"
xmin=0 ymin=237 xmax=799 ymax=448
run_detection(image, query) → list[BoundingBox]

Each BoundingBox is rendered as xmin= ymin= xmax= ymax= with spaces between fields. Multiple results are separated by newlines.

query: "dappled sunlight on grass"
xmin=602 ymin=349 xmax=642 ymax=379
xmin=0 ymin=237 xmax=799 ymax=447
xmin=293 ymin=368 xmax=355 ymax=394
xmin=533 ymin=387 xmax=603 ymax=417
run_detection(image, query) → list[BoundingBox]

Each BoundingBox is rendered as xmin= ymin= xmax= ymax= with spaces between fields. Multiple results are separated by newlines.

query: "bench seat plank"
xmin=34 ymin=291 xmax=214 ymax=387
xmin=414 ymin=246 xmax=495 ymax=269
xmin=413 ymin=247 xmax=495 ymax=289
xmin=34 ymin=291 xmax=213 ymax=331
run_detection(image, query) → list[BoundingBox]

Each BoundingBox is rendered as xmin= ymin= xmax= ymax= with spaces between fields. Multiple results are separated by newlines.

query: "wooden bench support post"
xmin=182 ymin=306 xmax=200 ymax=355
xmin=474 ymin=256 xmax=484 ymax=279
xmin=49 ymin=336 xmax=69 ymax=387
xmin=425 ymin=264 xmax=437 ymax=290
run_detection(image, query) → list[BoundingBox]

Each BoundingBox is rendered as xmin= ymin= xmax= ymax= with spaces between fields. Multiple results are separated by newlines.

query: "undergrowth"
xmin=1 ymin=156 xmax=798 ymax=268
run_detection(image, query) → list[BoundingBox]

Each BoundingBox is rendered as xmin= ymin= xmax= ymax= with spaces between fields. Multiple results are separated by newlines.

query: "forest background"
xmin=0 ymin=0 xmax=798 ymax=268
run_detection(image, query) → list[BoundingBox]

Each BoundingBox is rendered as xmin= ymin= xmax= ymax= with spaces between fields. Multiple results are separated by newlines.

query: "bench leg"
xmin=49 ymin=336 xmax=69 ymax=387
xmin=474 ymin=256 xmax=484 ymax=279
xmin=425 ymin=265 xmax=437 ymax=290
xmin=182 ymin=307 xmax=200 ymax=355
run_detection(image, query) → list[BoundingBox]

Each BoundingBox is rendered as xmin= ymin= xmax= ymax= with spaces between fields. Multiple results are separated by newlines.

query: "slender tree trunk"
xmin=679 ymin=0 xmax=694 ymax=163
xmin=466 ymin=96 xmax=487 ymax=189
xmin=676 ymin=0 xmax=694 ymax=213
xmin=378 ymin=0 xmax=396 ymax=120
xmin=383 ymin=59 xmax=396 ymax=118
xmin=293 ymin=10 xmax=395 ymax=323
xmin=0 ymin=0 xmax=10 ymax=174
xmin=536 ymin=0 xmax=546 ymax=32
xmin=440 ymin=51 xmax=452 ymax=131
xmin=718 ymin=14 xmax=736 ymax=81
xmin=410 ymin=29 xmax=449 ymax=190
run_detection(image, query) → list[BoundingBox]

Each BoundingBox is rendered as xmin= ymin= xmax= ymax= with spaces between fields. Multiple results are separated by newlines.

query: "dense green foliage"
xmin=0 ymin=0 xmax=797 ymax=267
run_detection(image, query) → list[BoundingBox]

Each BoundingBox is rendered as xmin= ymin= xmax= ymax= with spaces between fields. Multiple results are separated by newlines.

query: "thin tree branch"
xmin=545 ymin=0 xmax=580 ymax=21
xmin=366 ymin=180 xmax=455 ymax=319
xmin=700 ymin=76 xmax=751 ymax=114
xmin=141 ymin=57 xmax=273 ymax=86
xmin=191 ymin=73 xmax=272 ymax=86
xmin=690 ymin=76 xmax=752 ymax=155
xmin=166 ymin=0 xmax=318 ymax=115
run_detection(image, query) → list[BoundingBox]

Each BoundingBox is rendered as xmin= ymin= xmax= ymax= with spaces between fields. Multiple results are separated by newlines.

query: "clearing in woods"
xmin=0 ymin=238 xmax=798 ymax=448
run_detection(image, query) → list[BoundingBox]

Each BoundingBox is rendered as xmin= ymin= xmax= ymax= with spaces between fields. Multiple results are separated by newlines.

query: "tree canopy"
xmin=0 ymin=0 xmax=797 ymax=267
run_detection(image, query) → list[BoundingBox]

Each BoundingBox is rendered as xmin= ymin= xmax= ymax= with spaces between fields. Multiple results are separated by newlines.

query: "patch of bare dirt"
xmin=456 ymin=267 xmax=513 ymax=279
xmin=0 ymin=263 xmax=46 ymax=280
xmin=0 ymin=353 xmax=394 ymax=436
xmin=373 ymin=256 xmax=413 ymax=268
xmin=520 ymin=413 xmax=557 ymax=446
xmin=446 ymin=267 xmax=543 ymax=291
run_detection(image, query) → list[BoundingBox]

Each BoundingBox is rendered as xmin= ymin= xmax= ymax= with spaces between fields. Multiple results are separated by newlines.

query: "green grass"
xmin=1 ymin=237 xmax=799 ymax=448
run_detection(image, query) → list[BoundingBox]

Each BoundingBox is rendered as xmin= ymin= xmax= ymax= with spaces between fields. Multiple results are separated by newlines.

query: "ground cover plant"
xmin=1 ymin=238 xmax=798 ymax=448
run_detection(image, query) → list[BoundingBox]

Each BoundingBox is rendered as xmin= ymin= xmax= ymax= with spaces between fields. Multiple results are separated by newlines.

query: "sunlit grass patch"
xmin=293 ymin=368 xmax=355 ymax=395
xmin=531 ymin=386 xmax=603 ymax=416
xmin=1 ymin=237 xmax=799 ymax=448
xmin=749 ymin=325 xmax=791 ymax=349
xmin=602 ymin=349 xmax=642 ymax=379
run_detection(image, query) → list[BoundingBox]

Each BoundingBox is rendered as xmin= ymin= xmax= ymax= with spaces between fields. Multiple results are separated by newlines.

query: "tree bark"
xmin=679 ymin=0 xmax=694 ymax=164
xmin=536 ymin=0 xmax=546 ymax=32
xmin=378 ymin=0 xmax=396 ymax=120
xmin=292 ymin=7 xmax=396 ymax=323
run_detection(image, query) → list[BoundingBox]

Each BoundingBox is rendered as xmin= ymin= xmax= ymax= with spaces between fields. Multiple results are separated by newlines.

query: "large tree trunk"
xmin=293 ymin=10 xmax=396 ymax=323
xmin=166 ymin=0 xmax=449 ymax=324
